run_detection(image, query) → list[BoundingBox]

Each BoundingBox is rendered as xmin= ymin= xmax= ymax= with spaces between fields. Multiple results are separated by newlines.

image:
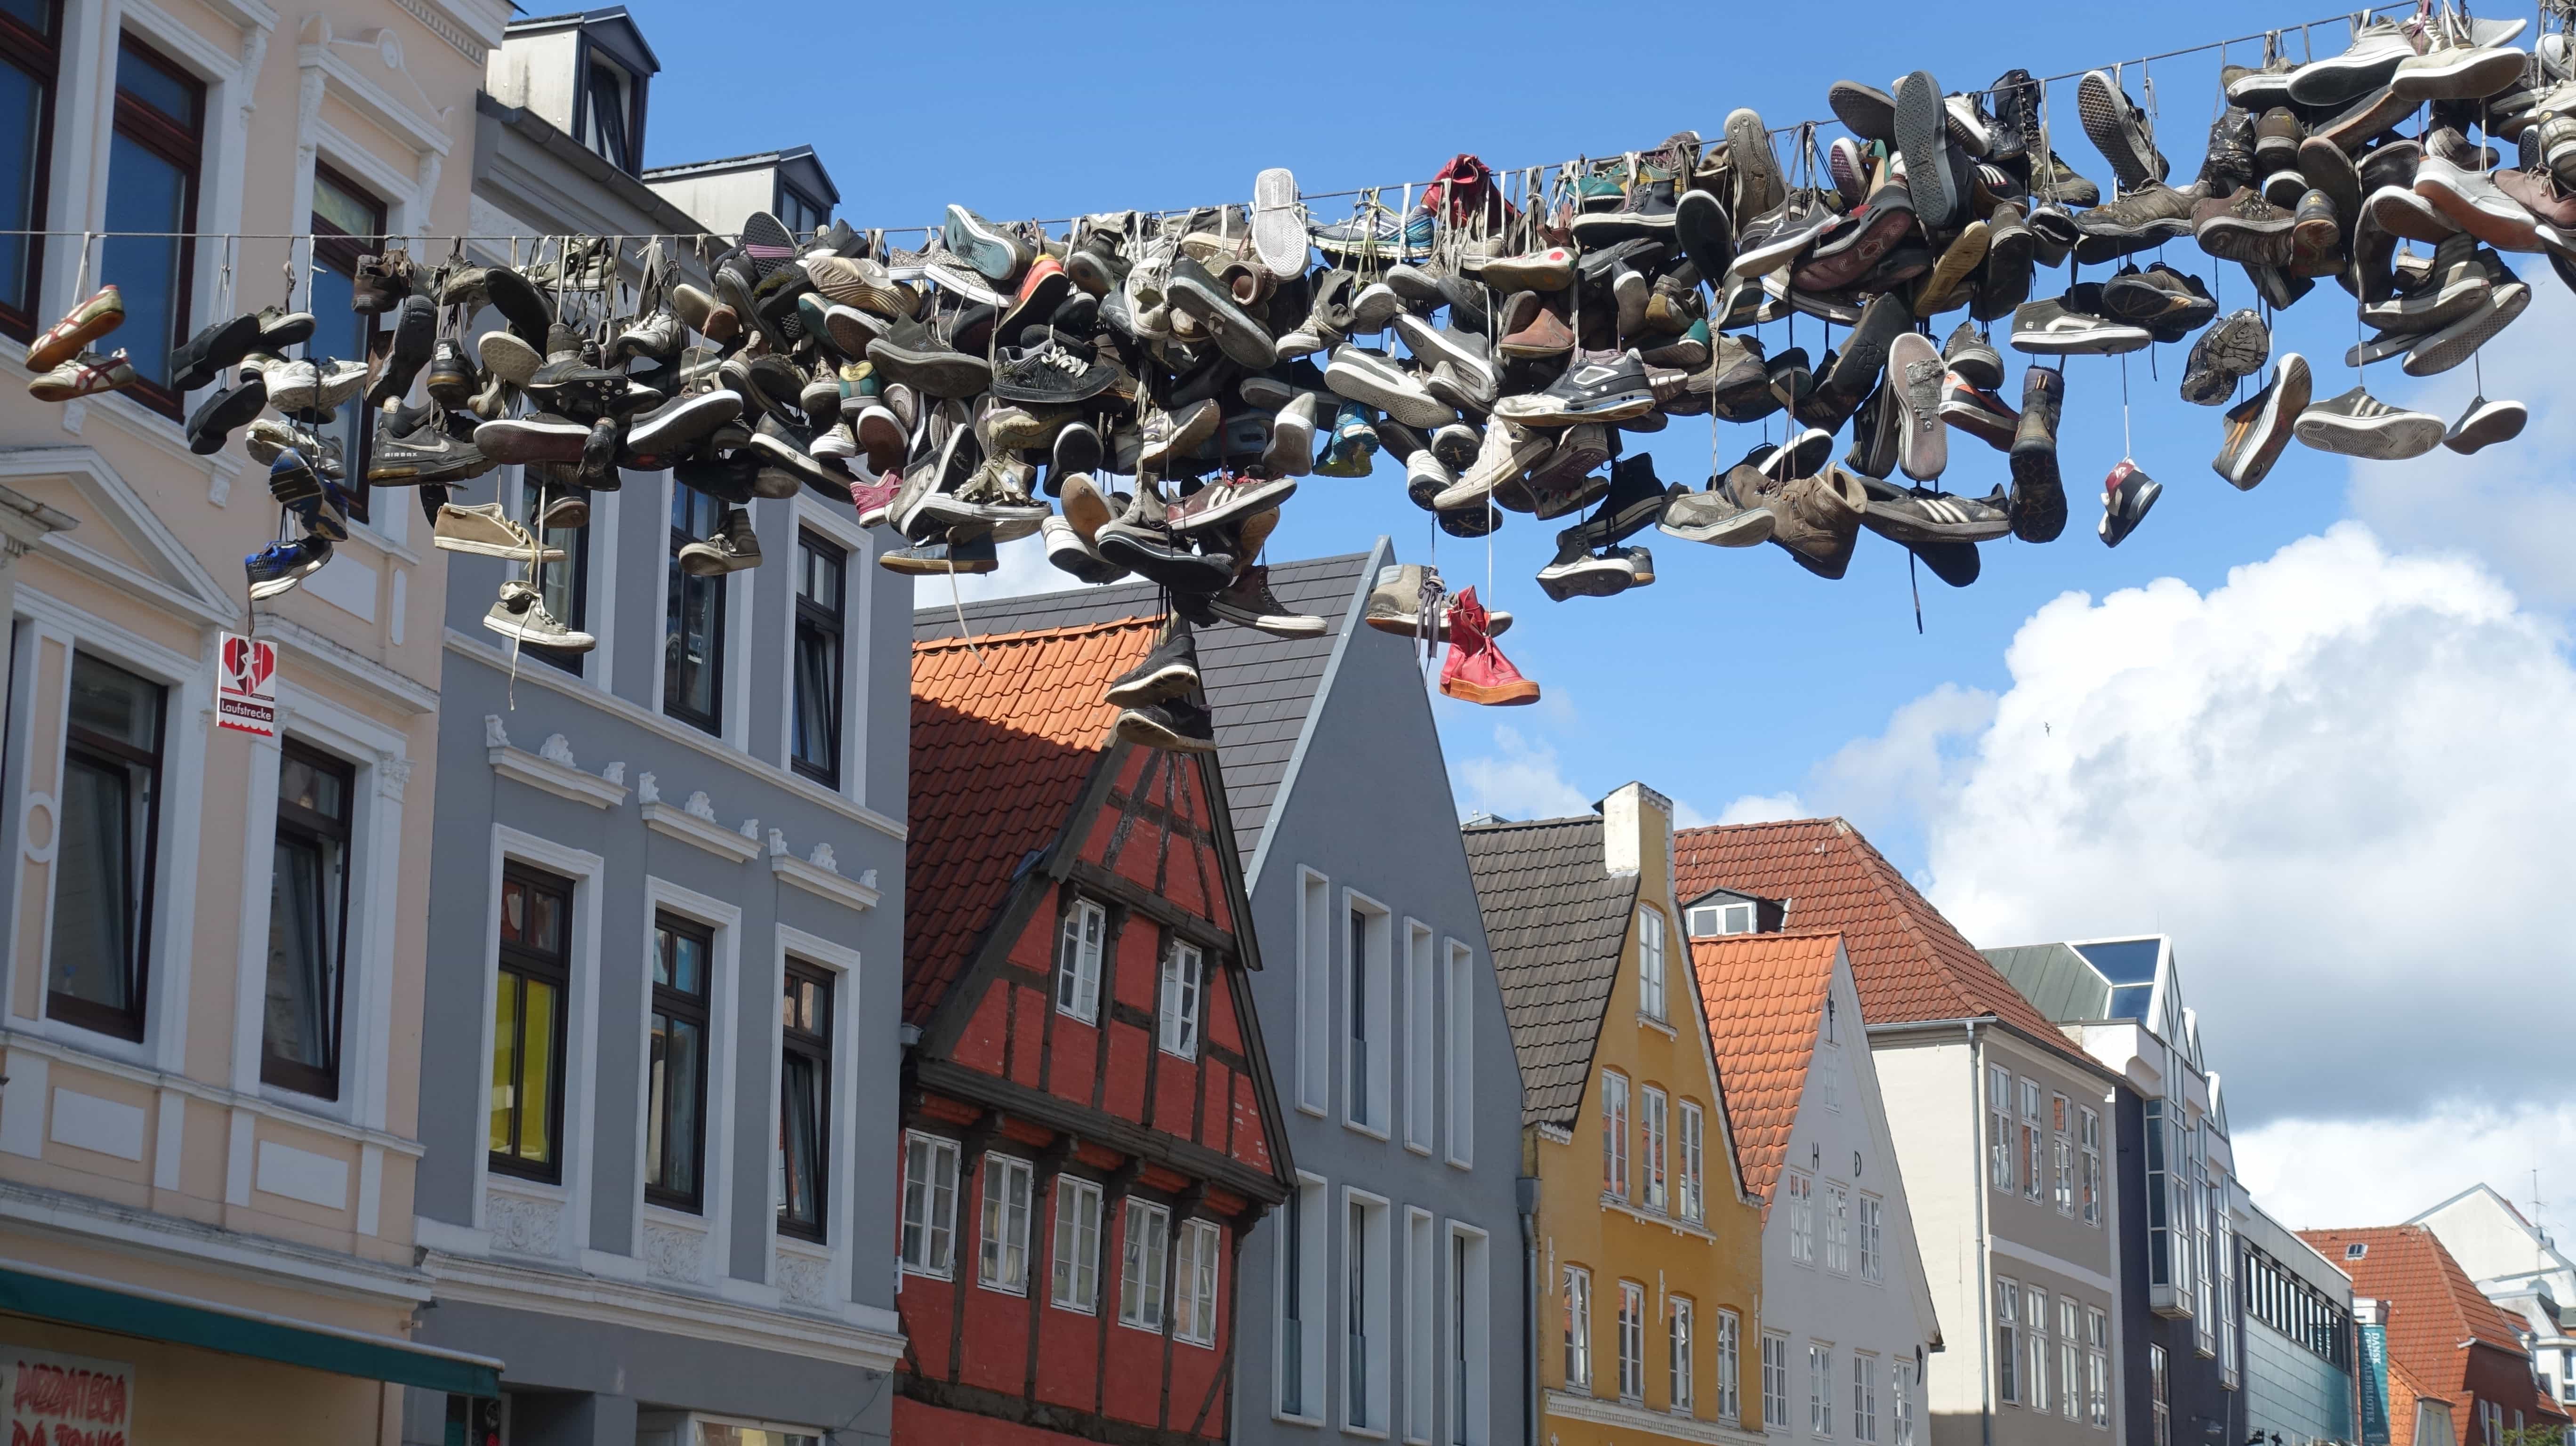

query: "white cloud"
xmin=1450 ymin=724 xmax=1597 ymax=822
xmin=907 ymin=533 xmax=1084 ymax=610
xmin=1852 ymin=522 xmax=2576 ymax=1126
xmin=2235 ymin=1103 xmax=2576 ymax=1232
xmin=1716 ymin=791 xmax=1808 ymax=825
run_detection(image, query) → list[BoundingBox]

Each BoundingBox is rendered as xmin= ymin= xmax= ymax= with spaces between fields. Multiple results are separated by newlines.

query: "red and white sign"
xmin=215 ymin=632 xmax=277 ymax=738
xmin=3 ymin=1346 xmax=133 ymax=1446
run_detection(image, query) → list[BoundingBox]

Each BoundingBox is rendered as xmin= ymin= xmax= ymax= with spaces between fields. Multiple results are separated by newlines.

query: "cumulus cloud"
xmin=1907 ymin=523 xmax=2576 ymax=1126
xmin=2235 ymin=1102 xmax=2576 ymax=1232
xmin=907 ymin=533 xmax=1083 ymax=610
xmin=1449 ymin=722 xmax=1718 ymax=826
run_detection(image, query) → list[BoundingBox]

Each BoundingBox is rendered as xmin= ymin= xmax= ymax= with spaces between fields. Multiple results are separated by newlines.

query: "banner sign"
xmin=2360 ymin=1320 xmax=2391 ymax=1446
xmin=215 ymin=632 xmax=277 ymax=738
xmin=4 ymin=1346 xmax=133 ymax=1446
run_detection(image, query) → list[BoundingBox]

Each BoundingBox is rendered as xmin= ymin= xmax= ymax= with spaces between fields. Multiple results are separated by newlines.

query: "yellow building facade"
xmin=1466 ymin=782 xmax=1765 ymax=1446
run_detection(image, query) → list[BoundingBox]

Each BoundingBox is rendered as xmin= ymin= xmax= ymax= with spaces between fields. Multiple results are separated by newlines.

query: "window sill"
xmin=1341 ymin=1422 xmax=1391 ymax=1441
xmin=1344 ymin=1118 xmax=1391 ymax=1143
xmin=1270 ymin=1410 xmax=1325 ymax=1430
xmin=1296 ymin=1102 xmax=1329 ymax=1120
xmin=1636 ymin=1012 xmax=1675 ymax=1039
xmin=1598 ymin=1193 xmax=1717 ymax=1242
xmin=899 ymin=1263 xmax=953 ymax=1283
xmin=1403 ymin=1140 xmax=1433 ymax=1158
xmin=976 ymin=1279 xmax=1030 ymax=1299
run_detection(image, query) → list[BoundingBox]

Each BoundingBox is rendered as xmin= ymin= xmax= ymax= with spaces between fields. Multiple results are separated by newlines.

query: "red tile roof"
xmin=1674 ymin=818 xmax=2088 ymax=1065
xmin=908 ymin=617 xmax=1161 ymax=1026
xmin=1692 ymin=931 xmax=1842 ymax=1211
xmin=2298 ymin=1224 xmax=2571 ymax=1438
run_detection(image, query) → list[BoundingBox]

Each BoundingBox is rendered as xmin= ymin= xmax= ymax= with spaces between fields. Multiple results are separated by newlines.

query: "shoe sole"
xmin=878 ymin=552 xmax=1000 ymax=576
xmin=2098 ymin=479 xmax=2163 ymax=546
xmin=434 ymin=535 xmax=568 ymax=562
xmin=483 ymin=614 xmax=594 ymax=652
xmin=943 ymin=208 xmax=1022 ymax=281
xmin=2391 ymin=50 xmax=2527 ymax=102
xmin=2181 ymin=313 xmax=2272 ymax=404
xmin=1115 ymin=711 xmax=1219 ymax=751
xmin=2403 ymin=281 xmax=2530 ymax=376
xmin=1104 ymin=660 xmax=1201 ymax=707
xmin=2076 ymin=72 xmax=2155 ymax=194
xmin=2007 ymin=438 xmax=2067 ymax=543
xmin=1893 ymin=72 xmax=1958 ymax=228
xmin=2367 ymin=275 xmax=2492 ymax=333
xmin=1938 ymin=398 xmax=2018 ymax=450
xmin=1483 ymin=256 xmax=1575 ymax=292
xmin=2294 ymin=404 xmax=2445 ymax=459
xmin=1534 ymin=562 xmax=1638 ymax=600
xmin=2010 ymin=321 xmax=2153 ymax=356
xmin=1659 ymin=508 xmax=1775 ymax=547
xmin=1439 ymin=675 xmax=1540 ymax=706
xmin=1212 ymin=600 xmax=1328 ymax=636
xmin=2444 ymin=400 xmax=2528 ymax=453
xmin=1252 ymin=168 xmax=1307 ymax=281
xmin=2418 ymin=184 xmax=2542 ymax=251
xmin=1490 ymin=386 xmax=1656 ymax=426
xmin=2215 ymin=355 xmax=2310 ymax=489
xmin=2288 ymin=50 xmax=2408 ymax=109
xmin=1725 ymin=108 xmax=1781 ymax=215
xmin=1323 ymin=356 xmax=1455 ymax=430
xmin=1889 ymin=334 xmax=1947 ymax=482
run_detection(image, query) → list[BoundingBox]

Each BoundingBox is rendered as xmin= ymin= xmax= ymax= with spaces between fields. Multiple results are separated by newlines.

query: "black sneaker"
xmin=2100 ymin=262 xmax=2217 ymax=329
xmin=368 ymin=294 xmax=437 ymax=406
xmin=1894 ymin=71 xmax=1963 ymax=229
xmin=268 ymin=449 xmax=324 ymax=506
xmin=1094 ymin=493 xmax=1236 ymax=594
xmin=1115 ymin=697 xmax=1218 ymax=754
xmin=482 ymin=265 xmax=555 ymax=343
xmin=1856 ymin=474 xmax=2013 ymax=545
xmin=367 ymin=412 xmax=489 ymax=484
xmin=2009 ymin=367 xmax=2067 ymax=542
xmin=990 ymin=345 xmax=1119 ymax=405
xmin=425 ymin=339 xmax=480 ymax=408
xmin=1562 ymin=453 xmax=1670 ymax=550
xmin=877 ymin=531 xmax=1000 ymax=576
xmin=1104 ymin=622 xmax=1201 ymax=706
xmin=1490 ymin=348 xmax=1656 ymax=426
xmin=2097 ymin=460 xmax=2161 ymax=547
xmin=1535 ymin=537 xmax=1651 ymax=600
xmin=169 ymin=312 xmax=262 ymax=395
xmin=185 ymin=372 xmax=267 ymax=455
xmin=866 ymin=316 xmax=994 ymax=399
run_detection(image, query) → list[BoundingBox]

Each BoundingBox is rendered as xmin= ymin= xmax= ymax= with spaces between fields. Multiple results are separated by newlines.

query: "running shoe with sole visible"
xmin=2212 ymin=353 xmax=2311 ymax=489
xmin=2097 ymin=460 xmax=2161 ymax=547
xmin=2293 ymin=383 xmax=2446 ymax=458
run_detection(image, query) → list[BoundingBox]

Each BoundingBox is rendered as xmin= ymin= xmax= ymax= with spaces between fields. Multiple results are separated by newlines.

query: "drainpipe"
xmin=1968 ymin=1019 xmax=1994 ymax=1446
xmin=1520 ymin=1175 xmax=1540 ymax=1446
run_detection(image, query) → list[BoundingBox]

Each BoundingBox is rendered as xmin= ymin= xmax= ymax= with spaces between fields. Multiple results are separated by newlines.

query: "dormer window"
xmin=777 ymin=182 xmax=829 ymax=240
xmin=578 ymin=48 xmax=640 ymax=171
xmin=2345 ymin=1243 xmax=2368 ymax=1261
xmin=1687 ymin=901 xmax=1755 ymax=938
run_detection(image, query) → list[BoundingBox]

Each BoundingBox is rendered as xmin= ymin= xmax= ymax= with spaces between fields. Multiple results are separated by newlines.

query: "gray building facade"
xmin=406 ymin=10 xmax=910 ymax=1445
xmin=914 ymin=544 xmax=1530 ymax=1446
xmin=2238 ymin=1196 xmax=2358 ymax=1446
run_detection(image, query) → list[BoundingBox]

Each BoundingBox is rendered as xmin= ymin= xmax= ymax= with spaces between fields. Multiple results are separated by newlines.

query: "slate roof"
xmin=907 ymin=617 xmax=1160 ymax=1027
xmin=1693 ymin=932 xmax=1842 ymax=1211
xmin=2297 ymin=1225 xmax=2572 ymax=1433
xmin=914 ymin=551 xmax=1376 ymax=863
xmin=1461 ymin=814 xmax=1638 ymax=1128
xmin=1673 ymin=818 xmax=2090 ymax=1065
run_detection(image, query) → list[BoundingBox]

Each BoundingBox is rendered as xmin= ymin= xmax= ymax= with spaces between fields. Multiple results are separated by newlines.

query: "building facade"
xmin=2299 ymin=1226 xmax=2569 ymax=1446
xmin=897 ymin=617 xmax=1294 ymax=1446
xmin=0 ymin=0 xmax=509 ymax=1438
xmin=2236 ymin=1193 xmax=2358 ymax=1446
xmin=2414 ymin=1183 xmax=2576 ymax=1413
xmin=403 ymin=9 xmax=908 ymax=1444
xmin=1694 ymin=932 xmax=1944 ymax=1446
xmin=1468 ymin=785 xmax=1767 ymax=1446
xmin=1675 ymin=818 xmax=2128 ymax=1446
xmin=913 ymin=544 xmax=1530 ymax=1446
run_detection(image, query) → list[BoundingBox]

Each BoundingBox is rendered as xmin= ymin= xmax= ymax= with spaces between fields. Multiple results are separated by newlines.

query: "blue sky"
xmin=620 ymin=0 xmax=2576 ymax=1226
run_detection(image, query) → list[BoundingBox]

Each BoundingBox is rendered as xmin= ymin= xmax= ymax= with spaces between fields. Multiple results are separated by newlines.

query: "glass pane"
xmin=523 ymin=474 xmax=585 ymax=632
xmin=656 ymin=924 xmax=705 ymax=995
xmin=305 ymin=259 xmax=370 ymax=474
xmin=116 ymin=45 xmax=197 ymax=128
xmin=262 ymin=832 xmax=335 ymax=1071
xmin=52 ymin=754 xmax=136 ymax=1010
xmin=780 ymin=1053 xmax=822 ymax=1227
xmin=312 ymin=171 xmax=379 ymax=240
xmin=519 ymin=977 xmax=557 ymax=1164
xmin=488 ymin=974 xmax=519 ymax=1153
xmin=0 ymin=0 xmax=52 ymax=37
xmin=278 ymin=753 xmax=346 ymax=820
xmin=791 ymin=626 xmax=837 ymax=771
xmin=649 ymin=1014 xmax=702 ymax=1195
xmin=0 ymin=57 xmax=42 ymax=314
xmin=666 ymin=564 xmax=721 ymax=723
xmin=101 ymin=135 xmax=185 ymax=388
xmin=68 ymin=654 xmax=160 ymax=751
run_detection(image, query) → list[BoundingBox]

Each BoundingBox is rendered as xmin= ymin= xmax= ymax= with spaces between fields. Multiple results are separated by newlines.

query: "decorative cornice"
xmin=637 ymin=779 xmax=758 ymax=863
xmin=484 ymin=715 xmax=627 ymax=809
xmin=766 ymin=829 xmax=879 ymax=913
xmin=391 ymin=0 xmax=490 ymax=64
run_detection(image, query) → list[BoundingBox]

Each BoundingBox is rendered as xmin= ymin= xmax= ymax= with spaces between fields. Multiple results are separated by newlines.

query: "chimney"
xmin=1598 ymin=781 xmax=1673 ymax=879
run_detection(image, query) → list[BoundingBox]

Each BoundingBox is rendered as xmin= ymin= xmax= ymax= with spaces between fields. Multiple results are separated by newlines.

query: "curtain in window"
xmin=648 ymin=1012 xmax=702 ymax=1197
xmin=264 ymin=833 xmax=331 ymax=1067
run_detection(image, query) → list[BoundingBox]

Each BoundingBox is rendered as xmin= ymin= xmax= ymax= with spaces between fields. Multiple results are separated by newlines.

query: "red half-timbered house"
xmin=898 ymin=618 xmax=1295 ymax=1446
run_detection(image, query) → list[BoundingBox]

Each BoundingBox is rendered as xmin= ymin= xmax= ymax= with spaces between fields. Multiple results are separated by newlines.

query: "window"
xmin=2080 ymin=1107 xmax=2102 ymax=1225
xmin=2020 ymin=1079 xmax=2043 ymax=1200
xmin=260 ymin=744 xmax=354 ymax=1096
xmin=1715 ymin=1309 xmax=1741 ymax=1422
xmin=2026 ymin=1287 xmax=2051 ymax=1414
xmin=1120 ymin=1198 xmax=1170 ymax=1331
xmin=1687 ymin=900 xmax=1756 ymax=937
xmin=789 ymin=530 xmax=846 ymax=784
xmin=1448 ymin=1226 xmax=1492 ymax=1446
xmin=1995 ymin=1279 xmax=2020 ymax=1405
xmin=2060 ymin=1299 xmax=2082 ymax=1421
xmin=104 ymin=35 xmax=201 ymax=413
xmin=1347 ymin=904 xmax=1387 ymax=1131
xmin=0 ymin=0 xmax=60 ymax=337
xmin=1158 ymin=940 xmax=1202 ymax=1059
xmin=1824 ymin=1184 xmax=1850 ymax=1274
xmin=2149 ymin=1345 xmax=2169 ymax=1446
xmin=1055 ymin=896 xmax=1105 ymax=1021
xmin=1280 ymin=1177 xmax=1325 ymax=1417
xmin=1052 ymin=1177 xmax=1102 ymax=1312
xmin=489 ymin=865 xmax=571 ymax=1180
xmin=645 ymin=912 xmax=714 ymax=1211
xmin=2217 ymin=1191 xmax=2239 ymax=1383
xmin=2146 ymin=1098 xmax=2192 ymax=1298
xmin=900 ymin=1133 xmax=959 ymax=1277
xmin=575 ymin=46 xmax=641 ymax=171
xmin=1563 ymin=1267 xmax=1592 ymax=1389
xmin=1987 ymin=1064 xmax=2014 ymax=1191
xmin=978 ymin=1155 xmax=1033 ymax=1293
xmin=307 ymin=164 xmax=385 ymax=523
xmin=1297 ymin=872 xmax=1329 ymax=1114
xmin=1809 ymin=1344 xmax=1833 ymax=1437
xmin=1820 ymin=1045 xmax=1841 ymax=1111
xmin=1445 ymin=941 xmax=1474 ymax=1167
xmin=1854 ymin=1354 xmax=1878 ymax=1444
xmin=1787 ymin=1172 xmax=1815 ymax=1266
xmin=1859 ymin=1195 xmax=1884 ymax=1282
xmin=1894 ymin=1359 xmax=1915 ymax=1446
xmin=1637 ymin=908 xmax=1666 ymax=1020
xmin=1601 ymin=1072 xmax=1630 ymax=1198
xmin=1344 ymin=1195 xmax=1389 ymax=1429
xmin=1175 ymin=1218 xmax=1221 ymax=1346
xmin=49 ymin=654 xmax=167 ymax=1040
xmin=666 ymin=486 xmax=729 ymax=732
xmin=1668 ymin=1296 xmax=1695 ymax=1414
xmin=522 ymin=472 xmax=588 ymax=674
xmin=1615 ymin=1280 xmax=1646 ymax=1403
xmin=776 ymin=182 xmax=830 ymax=239
xmin=2344 ymin=1242 xmax=2368 ymax=1261
xmin=1678 ymin=1101 xmax=1705 ymax=1221
xmin=777 ymin=962 xmax=831 ymax=1240
xmin=2086 ymin=1307 xmax=2110 ymax=1427
xmin=1405 ymin=924 xmax=1433 ymax=1153
xmin=2052 ymin=1094 xmax=2074 ymax=1214
xmin=1642 ymin=1086 xmax=1669 ymax=1213
xmin=1763 ymin=1333 xmax=1789 ymax=1429
xmin=1408 ymin=1211 xmax=1434 ymax=1439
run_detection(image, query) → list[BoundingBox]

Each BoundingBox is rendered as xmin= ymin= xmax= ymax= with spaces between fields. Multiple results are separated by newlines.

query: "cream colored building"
xmin=0 ymin=0 xmax=508 ymax=1439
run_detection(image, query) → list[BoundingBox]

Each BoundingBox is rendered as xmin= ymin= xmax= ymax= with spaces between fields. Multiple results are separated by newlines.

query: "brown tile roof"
xmin=2298 ymin=1224 xmax=2572 ymax=1431
xmin=1462 ymin=814 xmax=1638 ymax=1128
xmin=907 ymin=618 xmax=1160 ymax=1026
xmin=1673 ymin=818 xmax=2088 ymax=1065
xmin=1693 ymin=931 xmax=1842 ymax=1211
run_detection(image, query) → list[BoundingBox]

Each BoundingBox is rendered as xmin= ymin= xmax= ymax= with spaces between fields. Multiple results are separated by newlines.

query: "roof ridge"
xmin=1463 ymin=813 xmax=1605 ymax=834
xmin=1830 ymin=828 xmax=1979 ymax=1019
xmin=913 ymin=615 xmax=1163 ymax=653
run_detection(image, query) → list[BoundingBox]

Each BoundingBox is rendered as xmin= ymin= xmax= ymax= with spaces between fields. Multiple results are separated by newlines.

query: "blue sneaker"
xmin=267 ymin=448 xmax=322 ymax=506
xmin=1314 ymin=402 xmax=1381 ymax=478
xmin=246 ymin=537 xmax=332 ymax=600
xmin=1310 ymin=203 xmax=1433 ymax=263
xmin=289 ymin=480 xmax=353 ymax=542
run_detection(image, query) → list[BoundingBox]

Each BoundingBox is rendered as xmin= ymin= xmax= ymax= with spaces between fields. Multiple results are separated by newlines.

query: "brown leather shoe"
xmin=1496 ymin=289 xmax=1574 ymax=358
xmin=2495 ymin=166 xmax=2576 ymax=228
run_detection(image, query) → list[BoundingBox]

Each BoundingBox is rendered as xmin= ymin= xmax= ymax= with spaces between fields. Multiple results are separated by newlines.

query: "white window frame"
xmin=1716 ymin=1308 xmax=1742 ymax=1422
xmin=1344 ymin=890 xmax=1392 ymax=1139
xmin=2021 ymin=1077 xmax=2044 ymax=1201
xmin=1296 ymin=870 xmax=1331 ymax=1116
xmin=1895 ymin=1358 xmax=1916 ymax=1446
xmin=1636 ymin=907 xmax=1667 ymax=1021
xmin=1446 ymin=1222 xmax=1493 ymax=1446
xmin=1763 ymin=1332 xmax=1790 ymax=1429
xmin=2080 ymin=1106 xmax=2103 ymax=1225
xmin=899 ymin=1132 xmax=959 ymax=1279
xmin=1824 ymin=1183 xmax=1850 ymax=1275
xmin=1996 ymin=1277 xmax=2021 ymax=1405
xmin=768 ymin=924 xmax=863 ymax=1291
xmin=1678 ymin=1101 xmax=1705 ymax=1221
xmin=1175 ymin=1216 xmax=1222 ymax=1347
xmin=2052 ymin=1092 xmax=2075 ymax=1215
xmin=1988 ymin=1064 xmax=2014 ymax=1192
xmin=978 ymin=1153 xmax=1034 ymax=1295
xmin=782 ymin=489 xmax=874 ymax=803
xmin=1617 ymin=1279 xmax=1647 ymax=1403
xmin=1854 ymin=1352 xmax=1878 ymax=1444
xmin=1642 ymin=1086 xmax=1669 ymax=1213
xmin=2026 ymin=1286 xmax=2052 ymax=1413
xmin=635 ymin=877 xmax=742 ymax=1258
xmin=1275 ymin=1171 xmax=1328 ymax=1423
xmin=1344 ymin=1186 xmax=1393 ymax=1434
xmin=1051 ymin=1174 xmax=1103 ymax=1313
xmin=1564 ymin=1266 xmax=1594 ymax=1390
xmin=1859 ymin=1194 xmax=1884 ymax=1282
xmin=1809 ymin=1342 xmax=1834 ymax=1438
xmin=1406 ymin=1206 xmax=1436 ymax=1443
xmin=1444 ymin=940 xmax=1475 ymax=1170
xmin=2087 ymin=1306 xmax=2111 ymax=1428
xmin=1119 ymin=1197 xmax=1171 ymax=1333
xmin=2060 ymin=1298 xmax=2083 ymax=1422
xmin=1787 ymin=1171 xmax=1815 ymax=1266
xmin=1158 ymin=939 xmax=1202 ymax=1060
xmin=469 ymin=826 xmax=607 ymax=1260
xmin=1668 ymin=1294 xmax=1696 ymax=1415
xmin=1404 ymin=921 xmax=1434 ymax=1156
xmin=1055 ymin=895 xmax=1107 ymax=1023
xmin=1601 ymin=1071 xmax=1631 ymax=1199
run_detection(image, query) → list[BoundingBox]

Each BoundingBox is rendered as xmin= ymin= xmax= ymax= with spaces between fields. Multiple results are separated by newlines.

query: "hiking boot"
xmin=484 ymin=580 xmax=595 ymax=653
xmin=1659 ymin=469 xmax=1775 ymax=546
xmin=2442 ymin=393 xmax=2528 ymax=454
xmin=1753 ymin=466 xmax=1868 ymax=579
xmin=2181 ymin=310 xmax=2272 ymax=406
xmin=2072 ymin=182 xmax=2199 ymax=263
xmin=2097 ymin=460 xmax=2161 ymax=547
xmin=1492 ymin=349 xmax=1655 ymax=426
xmin=1105 ymin=623 xmax=1202 ymax=706
xmin=678 ymin=506 xmax=762 ymax=576
xmin=434 ymin=502 xmax=564 ymax=561
xmin=2294 ymin=383 xmax=2446 ymax=458
xmin=2009 ymin=366 xmax=2067 ymax=542
xmin=1497 ymin=289 xmax=1576 ymax=358
xmin=1116 ymin=697 xmax=1220 ymax=753
xmin=2193 ymin=186 xmax=2302 ymax=265
xmin=2213 ymin=354 xmax=2312 ymax=489
xmin=1212 ymin=565 xmax=1328 ymax=637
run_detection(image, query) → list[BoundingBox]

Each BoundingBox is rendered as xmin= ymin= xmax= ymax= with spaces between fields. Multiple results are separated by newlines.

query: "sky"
xmin=620 ymin=0 xmax=2576 ymax=1232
